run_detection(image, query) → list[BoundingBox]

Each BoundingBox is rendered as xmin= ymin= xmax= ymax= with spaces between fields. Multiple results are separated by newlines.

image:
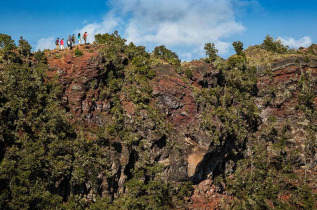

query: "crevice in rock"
xmin=124 ymin=149 xmax=138 ymax=180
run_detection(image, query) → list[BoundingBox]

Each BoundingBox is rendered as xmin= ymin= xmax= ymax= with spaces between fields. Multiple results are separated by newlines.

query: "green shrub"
xmin=153 ymin=45 xmax=181 ymax=65
xmin=18 ymin=36 xmax=32 ymax=58
xmin=34 ymin=50 xmax=47 ymax=64
xmin=261 ymin=34 xmax=289 ymax=53
xmin=95 ymin=31 xmax=126 ymax=47
xmin=54 ymin=53 xmax=61 ymax=59
xmin=75 ymin=48 xmax=84 ymax=57
xmin=303 ymin=56 xmax=310 ymax=63
xmin=0 ymin=33 xmax=17 ymax=61
xmin=232 ymin=41 xmax=244 ymax=56
xmin=185 ymin=68 xmax=193 ymax=80
xmin=204 ymin=42 xmax=218 ymax=63
xmin=132 ymin=55 xmax=156 ymax=79
xmin=307 ymin=44 xmax=317 ymax=54
xmin=227 ymin=54 xmax=246 ymax=70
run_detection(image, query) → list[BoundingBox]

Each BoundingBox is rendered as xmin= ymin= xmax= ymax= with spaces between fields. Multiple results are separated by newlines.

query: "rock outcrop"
xmin=257 ymin=57 xmax=317 ymax=158
xmin=46 ymin=47 xmax=317 ymax=207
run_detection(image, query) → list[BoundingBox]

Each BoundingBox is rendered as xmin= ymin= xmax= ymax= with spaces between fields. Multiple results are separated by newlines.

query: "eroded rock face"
xmin=188 ymin=57 xmax=317 ymax=208
xmin=47 ymin=46 xmax=103 ymax=122
xmin=47 ymin=49 xmax=316 ymax=205
xmin=257 ymin=57 xmax=317 ymax=152
xmin=183 ymin=61 xmax=219 ymax=88
xmin=151 ymin=65 xmax=198 ymax=127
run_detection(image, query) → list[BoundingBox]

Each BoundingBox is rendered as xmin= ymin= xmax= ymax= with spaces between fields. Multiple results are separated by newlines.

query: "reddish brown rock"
xmin=256 ymin=57 xmax=317 ymax=146
xmin=45 ymin=47 xmax=316 ymax=208
xmin=151 ymin=65 xmax=198 ymax=127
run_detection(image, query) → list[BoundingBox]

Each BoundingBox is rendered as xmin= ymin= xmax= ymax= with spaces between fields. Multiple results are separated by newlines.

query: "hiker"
xmin=72 ymin=34 xmax=76 ymax=46
xmin=78 ymin=33 xmax=81 ymax=45
xmin=55 ymin=38 xmax=60 ymax=49
xmin=60 ymin=38 xmax=64 ymax=50
xmin=83 ymin=32 xmax=89 ymax=45
xmin=67 ymin=35 xmax=72 ymax=50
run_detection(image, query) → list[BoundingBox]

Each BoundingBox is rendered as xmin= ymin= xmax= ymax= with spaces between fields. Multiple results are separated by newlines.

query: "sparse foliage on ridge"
xmin=153 ymin=45 xmax=181 ymax=66
xmin=261 ymin=34 xmax=289 ymax=53
xmin=18 ymin=36 xmax=32 ymax=58
xmin=204 ymin=42 xmax=218 ymax=63
xmin=0 ymin=33 xmax=17 ymax=62
xmin=232 ymin=41 xmax=244 ymax=56
xmin=0 ymin=33 xmax=316 ymax=209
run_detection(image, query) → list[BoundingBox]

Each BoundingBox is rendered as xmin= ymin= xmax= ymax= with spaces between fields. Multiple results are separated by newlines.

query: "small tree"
xmin=0 ymin=33 xmax=16 ymax=62
xmin=262 ymin=34 xmax=275 ymax=51
xmin=232 ymin=41 xmax=244 ymax=56
xmin=94 ymin=31 xmax=127 ymax=50
xmin=204 ymin=42 xmax=218 ymax=63
xmin=261 ymin=34 xmax=288 ymax=53
xmin=18 ymin=36 xmax=32 ymax=62
xmin=153 ymin=45 xmax=180 ymax=65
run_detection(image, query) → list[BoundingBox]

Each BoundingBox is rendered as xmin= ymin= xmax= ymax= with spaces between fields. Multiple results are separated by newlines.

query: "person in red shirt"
xmin=83 ymin=32 xmax=89 ymax=45
xmin=60 ymin=38 xmax=64 ymax=50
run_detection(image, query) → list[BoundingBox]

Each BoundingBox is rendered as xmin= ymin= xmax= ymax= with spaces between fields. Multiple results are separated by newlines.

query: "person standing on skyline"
xmin=67 ymin=35 xmax=72 ymax=49
xmin=60 ymin=38 xmax=64 ymax=50
xmin=78 ymin=33 xmax=81 ymax=45
xmin=72 ymin=34 xmax=76 ymax=46
xmin=83 ymin=32 xmax=89 ymax=45
xmin=55 ymin=38 xmax=59 ymax=49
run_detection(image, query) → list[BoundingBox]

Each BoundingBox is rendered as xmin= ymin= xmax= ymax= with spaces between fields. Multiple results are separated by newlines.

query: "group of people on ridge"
xmin=55 ymin=32 xmax=89 ymax=50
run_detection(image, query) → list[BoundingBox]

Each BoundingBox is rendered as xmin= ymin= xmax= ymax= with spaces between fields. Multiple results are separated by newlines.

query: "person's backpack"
xmin=55 ymin=40 xmax=59 ymax=45
xmin=83 ymin=33 xmax=87 ymax=39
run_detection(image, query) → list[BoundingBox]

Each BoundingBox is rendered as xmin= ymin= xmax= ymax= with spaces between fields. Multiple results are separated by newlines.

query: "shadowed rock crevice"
xmin=46 ymin=48 xmax=317 ymax=188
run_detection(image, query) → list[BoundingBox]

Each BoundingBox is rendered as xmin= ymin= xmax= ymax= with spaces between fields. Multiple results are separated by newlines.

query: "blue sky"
xmin=1 ymin=0 xmax=316 ymax=60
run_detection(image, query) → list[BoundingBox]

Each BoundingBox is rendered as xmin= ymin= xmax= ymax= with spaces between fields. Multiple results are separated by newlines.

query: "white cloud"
xmin=214 ymin=41 xmax=232 ymax=55
xmin=35 ymin=37 xmax=55 ymax=51
xmin=180 ymin=52 xmax=193 ymax=61
xmin=77 ymin=0 xmax=252 ymax=60
xmin=77 ymin=13 xmax=119 ymax=44
xmin=117 ymin=0 xmax=244 ymax=45
xmin=277 ymin=36 xmax=312 ymax=49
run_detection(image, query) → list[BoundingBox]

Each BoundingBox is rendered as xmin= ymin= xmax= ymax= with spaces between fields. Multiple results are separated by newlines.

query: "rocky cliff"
xmin=46 ymin=46 xmax=215 ymax=183
xmin=190 ymin=56 xmax=317 ymax=209
xmin=44 ymin=45 xmax=316 ymax=208
xmin=1 ymin=32 xmax=317 ymax=209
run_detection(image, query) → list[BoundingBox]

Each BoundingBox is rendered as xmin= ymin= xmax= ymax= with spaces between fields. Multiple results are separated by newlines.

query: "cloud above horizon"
xmin=78 ymin=13 xmax=120 ymax=43
xmin=35 ymin=37 xmax=55 ymax=51
xmin=77 ymin=0 xmax=248 ymax=60
xmin=278 ymin=36 xmax=312 ymax=49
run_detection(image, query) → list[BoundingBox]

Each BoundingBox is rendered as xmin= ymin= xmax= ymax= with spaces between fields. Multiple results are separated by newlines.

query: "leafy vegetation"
xmin=0 ymin=59 xmax=77 ymax=209
xmin=0 ymin=33 xmax=316 ymax=209
xmin=18 ymin=36 xmax=32 ymax=59
xmin=153 ymin=45 xmax=181 ymax=66
xmin=0 ymin=32 xmax=175 ymax=209
xmin=232 ymin=41 xmax=244 ymax=56
xmin=195 ymin=51 xmax=260 ymax=179
xmin=74 ymin=48 xmax=84 ymax=57
xmin=261 ymin=34 xmax=289 ymax=54
xmin=0 ymin=33 xmax=17 ymax=62
xmin=184 ymin=68 xmax=194 ymax=80
xmin=204 ymin=42 xmax=218 ymax=63
xmin=307 ymin=44 xmax=317 ymax=55
xmin=196 ymin=39 xmax=316 ymax=209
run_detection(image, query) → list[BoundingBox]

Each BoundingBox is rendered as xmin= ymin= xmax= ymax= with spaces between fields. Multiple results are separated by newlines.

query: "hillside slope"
xmin=46 ymin=43 xmax=317 ymax=208
xmin=0 ymin=33 xmax=316 ymax=209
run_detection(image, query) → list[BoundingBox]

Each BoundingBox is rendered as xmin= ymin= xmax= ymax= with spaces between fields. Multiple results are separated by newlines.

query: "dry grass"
xmin=244 ymin=45 xmax=317 ymax=68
